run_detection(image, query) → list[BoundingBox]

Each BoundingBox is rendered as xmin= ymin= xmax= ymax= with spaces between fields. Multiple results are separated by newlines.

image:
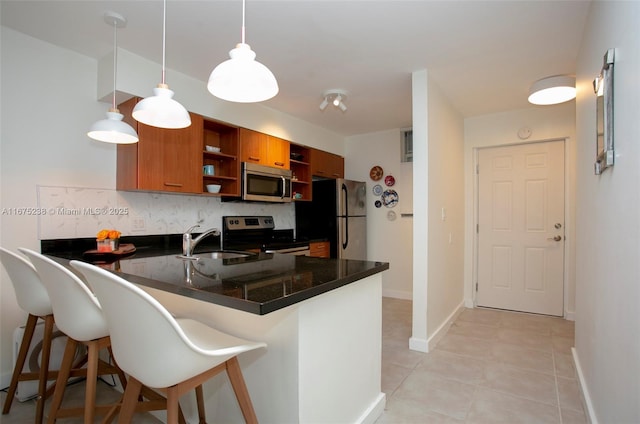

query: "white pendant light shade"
xmin=528 ymin=75 xmax=576 ymax=105
xmin=88 ymin=109 xmax=139 ymax=144
xmin=133 ymin=0 xmax=191 ymax=129
xmin=208 ymin=43 xmax=279 ymax=103
xmin=132 ymin=85 xmax=191 ymax=129
xmin=87 ymin=11 xmax=139 ymax=144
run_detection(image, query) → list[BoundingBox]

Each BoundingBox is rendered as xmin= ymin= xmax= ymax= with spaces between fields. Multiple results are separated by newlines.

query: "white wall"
xmin=573 ymin=1 xmax=640 ymax=423
xmin=346 ymin=130 xmax=413 ymax=299
xmin=410 ymin=70 xmax=466 ymax=352
xmin=0 ymin=27 xmax=347 ymax=387
xmin=463 ymin=103 xmax=577 ymax=317
xmin=425 ymin=78 xmax=465 ymax=338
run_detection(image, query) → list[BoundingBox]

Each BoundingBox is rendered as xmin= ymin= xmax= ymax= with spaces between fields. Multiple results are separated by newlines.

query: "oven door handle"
xmin=265 ymin=246 xmax=310 ymax=255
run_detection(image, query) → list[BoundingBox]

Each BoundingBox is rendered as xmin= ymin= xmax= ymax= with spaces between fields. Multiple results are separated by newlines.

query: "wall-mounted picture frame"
xmin=593 ymin=48 xmax=615 ymax=175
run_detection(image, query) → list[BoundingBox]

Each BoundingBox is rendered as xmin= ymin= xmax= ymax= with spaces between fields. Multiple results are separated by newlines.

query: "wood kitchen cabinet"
xmin=239 ymin=128 xmax=290 ymax=169
xmin=202 ymin=119 xmax=240 ymax=196
xmin=310 ymin=148 xmax=344 ymax=179
xmin=117 ymin=97 xmax=203 ymax=194
xmin=290 ymin=143 xmax=311 ymax=201
xmin=309 ymin=241 xmax=330 ymax=258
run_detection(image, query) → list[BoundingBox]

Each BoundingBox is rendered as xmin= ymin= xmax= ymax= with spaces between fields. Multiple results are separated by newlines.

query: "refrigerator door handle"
xmin=341 ymin=183 xmax=349 ymax=250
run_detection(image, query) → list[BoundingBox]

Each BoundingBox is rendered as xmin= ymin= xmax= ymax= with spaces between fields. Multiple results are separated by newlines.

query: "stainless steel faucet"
xmin=182 ymin=225 xmax=220 ymax=257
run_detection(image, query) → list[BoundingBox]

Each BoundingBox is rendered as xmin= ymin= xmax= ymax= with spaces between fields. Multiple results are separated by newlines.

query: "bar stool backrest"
xmin=19 ymin=249 xmax=108 ymax=342
xmin=0 ymin=247 xmax=52 ymax=317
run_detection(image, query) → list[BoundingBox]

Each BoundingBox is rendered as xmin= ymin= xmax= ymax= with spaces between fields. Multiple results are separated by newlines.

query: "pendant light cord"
xmin=112 ymin=20 xmax=118 ymax=109
xmin=161 ymin=0 xmax=166 ymax=85
xmin=241 ymin=0 xmax=246 ymax=44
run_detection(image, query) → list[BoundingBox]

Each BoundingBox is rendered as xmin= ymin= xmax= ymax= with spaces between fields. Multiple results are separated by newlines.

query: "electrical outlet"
xmin=132 ymin=217 xmax=146 ymax=231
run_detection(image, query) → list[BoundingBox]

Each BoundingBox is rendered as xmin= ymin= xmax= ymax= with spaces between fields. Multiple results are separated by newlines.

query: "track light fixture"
xmin=319 ymin=89 xmax=348 ymax=112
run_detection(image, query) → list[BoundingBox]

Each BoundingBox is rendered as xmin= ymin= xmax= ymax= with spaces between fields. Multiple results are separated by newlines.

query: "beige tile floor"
xmin=377 ymin=298 xmax=588 ymax=424
xmin=0 ymin=377 xmax=162 ymax=423
xmin=1 ymin=298 xmax=587 ymax=423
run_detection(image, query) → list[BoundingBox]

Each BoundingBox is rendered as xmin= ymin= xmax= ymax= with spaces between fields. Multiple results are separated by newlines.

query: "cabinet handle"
xmin=332 ymin=173 xmax=341 ymax=177
xmin=274 ymin=162 xmax=285 ymax=167
xmin=164 ymin=182 xmax=183 ymax=187
xmin=248 ymin=156 xmax=260 ymax=161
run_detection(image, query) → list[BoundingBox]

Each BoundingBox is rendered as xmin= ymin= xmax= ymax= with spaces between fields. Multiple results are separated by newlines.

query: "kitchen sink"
xmin=178 ymin=250 xmax=256 ymax=260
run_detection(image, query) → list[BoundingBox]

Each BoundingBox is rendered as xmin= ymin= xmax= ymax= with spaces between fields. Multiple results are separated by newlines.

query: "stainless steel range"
xmin=222 ymin=216 xmax=310 ymax=256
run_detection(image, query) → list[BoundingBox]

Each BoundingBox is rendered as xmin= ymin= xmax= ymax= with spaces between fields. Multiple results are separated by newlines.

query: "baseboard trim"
xmin=572 ymin=347 xmax=598 ymax=424
xmin=565 ymin=310 xmax=575 ymax=321
xmin=356 ymin=392 xmax=386 ymax=424
xmin=427 ymin=301 xmax=465 ymax=351
xmin=381 ymin=289 xmax=412 ymax=300
xmin=409 ymin=337 xmax=428 ymax=353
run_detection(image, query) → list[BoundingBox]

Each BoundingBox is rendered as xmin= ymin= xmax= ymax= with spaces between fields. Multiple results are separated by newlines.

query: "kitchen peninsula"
xmin=45 ymin=240 xmax=389 ymax=423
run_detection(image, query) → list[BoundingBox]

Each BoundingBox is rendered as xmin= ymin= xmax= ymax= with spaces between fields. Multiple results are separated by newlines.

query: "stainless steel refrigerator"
xmin=295 ymin=178 xmax=367 ymax=260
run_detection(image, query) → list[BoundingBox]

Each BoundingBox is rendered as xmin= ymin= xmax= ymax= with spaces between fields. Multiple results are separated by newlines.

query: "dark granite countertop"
xmin=43 ymin=236 xmax=389 ymax=315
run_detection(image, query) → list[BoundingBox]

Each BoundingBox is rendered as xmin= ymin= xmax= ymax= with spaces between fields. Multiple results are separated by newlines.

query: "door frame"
xmin=472 ymin=138 xmax=572 ymax=318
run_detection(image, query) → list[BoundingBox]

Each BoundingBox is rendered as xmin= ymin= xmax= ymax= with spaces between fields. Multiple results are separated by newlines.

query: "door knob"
xmin=547 ymin=235 xmax=562 ymax=242
xmin=555 ymin=223 xmax=562 ymax=229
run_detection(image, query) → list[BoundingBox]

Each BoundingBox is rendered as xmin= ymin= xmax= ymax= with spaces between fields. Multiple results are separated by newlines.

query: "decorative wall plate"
xmin=384 ymin=175 xmax=395 ymax=187
xmin=382 ymin=189 xmax=398 ymax=208
xmin=387 ymin=210 xmax=397 ymax=221
xmin=374 ymin=200 xmax=382 ymax=208
xmin=372 ymin=184 xmax=383 ymax=196
xmin=369 ymin=166 xmax=384 ymax=181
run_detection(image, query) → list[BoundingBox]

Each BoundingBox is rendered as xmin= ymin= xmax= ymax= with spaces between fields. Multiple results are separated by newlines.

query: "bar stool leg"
xmin=195 ymin=385 xmax=206 ymax=424
xmin=35 ymin=315 xmax=55 ymax=424
xmin=47 ymin=337 xmax=78 ymax=424
xmin=226 ymin=357 xmax=258 ymax=424
xmin=2 ymin=314 xmax=38 ymax=415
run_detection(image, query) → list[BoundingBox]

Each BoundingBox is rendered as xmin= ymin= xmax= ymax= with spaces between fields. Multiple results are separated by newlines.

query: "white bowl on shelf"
xmin=206 ymin=184 xmax=221 ymax=193
xmin=205 ymin=145 xmax=221 ymax=153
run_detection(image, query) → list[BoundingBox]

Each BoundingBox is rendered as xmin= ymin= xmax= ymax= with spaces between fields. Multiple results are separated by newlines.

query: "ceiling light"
xmin=528 ymin=75 xmax=576 ymax=105
xmin=207 ymin=0 xmax=278 ymax=103
xmin=87 ymin=12 xmax=138 ymax=144
xmin=320 ymin=89 xmax=348 ymax=112
xmin=132 ymin=0 xmax=191 ymax=128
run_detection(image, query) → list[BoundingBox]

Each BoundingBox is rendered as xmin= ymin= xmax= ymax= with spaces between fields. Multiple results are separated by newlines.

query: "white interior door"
xmin=477 ymin=141 xmax=565 ymax=316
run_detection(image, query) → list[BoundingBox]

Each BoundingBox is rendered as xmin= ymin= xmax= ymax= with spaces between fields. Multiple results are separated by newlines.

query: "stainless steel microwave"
xmin=242 ymin=162 xmax=292 ymax=203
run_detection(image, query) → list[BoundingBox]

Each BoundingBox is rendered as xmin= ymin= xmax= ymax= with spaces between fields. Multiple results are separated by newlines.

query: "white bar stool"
xmin=71 ymin=260 xmax=267 ymax=424
xmin=20 ymin=249 xmax=128 ymax=424
xmin=1 ymin=247 xmax=55 ymax=424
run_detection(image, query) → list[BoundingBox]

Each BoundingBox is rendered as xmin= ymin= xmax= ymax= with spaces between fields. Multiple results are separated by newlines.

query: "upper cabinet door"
xmin=116 ymin=97 xmax=204 ymax=194
xmin=239 ymin=128 xmax=290 ymax=169
xmin=239 ymin=128 xmax=268 ymax=165
xmin=310 ymin=148 xmax=344 ymax=179
xmin=267 ymin=136 xmax=290 ymax=169
xmin=137 ymin=113 xmax=204 ymax=193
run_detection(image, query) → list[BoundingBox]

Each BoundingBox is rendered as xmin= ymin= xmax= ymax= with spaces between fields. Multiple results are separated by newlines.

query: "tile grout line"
xmin=552 ymin=337 xmax=564 ymax=424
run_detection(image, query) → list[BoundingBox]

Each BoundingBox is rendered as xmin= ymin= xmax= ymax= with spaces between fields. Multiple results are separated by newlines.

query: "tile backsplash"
xmin=37 ymin=185 xmax=295 ymax=240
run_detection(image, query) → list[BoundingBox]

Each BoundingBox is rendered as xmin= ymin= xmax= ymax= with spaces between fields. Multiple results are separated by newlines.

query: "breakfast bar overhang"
xmin=51 ymin=249 xmax=389 ymax=423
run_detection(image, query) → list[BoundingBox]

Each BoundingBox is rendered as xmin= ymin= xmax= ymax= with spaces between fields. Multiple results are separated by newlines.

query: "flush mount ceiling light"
xmin=132 ymin=0 xmax=191 ymax=128
xmin=528 ymin=75 xmax=576 ymax=105
xmin=207 ymin=0 xmax=279 ymax=103
xmin=87 ymin=12 xmax=139 ymax=144
xmin=319 ymin=89 xmax=348 ymax=112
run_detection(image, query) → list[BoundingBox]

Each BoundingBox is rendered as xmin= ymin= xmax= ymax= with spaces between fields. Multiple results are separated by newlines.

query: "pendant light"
xmin=132 ymin=0 xmax=191 ymax=128
xmin=207 ymin=0 xmax=278 ymax=103
xmin=87 ymin=12 xmax=139 ymax=144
